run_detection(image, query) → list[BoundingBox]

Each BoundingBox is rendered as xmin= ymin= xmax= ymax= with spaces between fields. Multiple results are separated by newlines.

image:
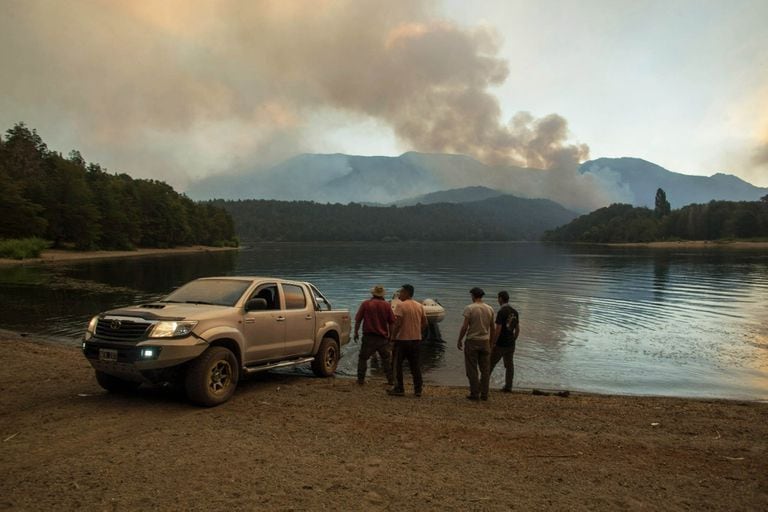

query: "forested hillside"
xmin=0 ymin=124 xmax=237 ymax=250
xmin=543 ymin=194 xmax=768 ymax=243
xmin=215 ymin=195 xmax=577 ymax=242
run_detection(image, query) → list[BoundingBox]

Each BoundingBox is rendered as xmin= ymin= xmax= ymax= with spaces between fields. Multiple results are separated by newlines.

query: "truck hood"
xmin=104 ymin=303 xmax=237 ymax=322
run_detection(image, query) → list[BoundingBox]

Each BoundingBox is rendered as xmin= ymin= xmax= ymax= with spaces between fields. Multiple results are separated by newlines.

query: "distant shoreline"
xmin=0 ymin=245 xmax=239 ymax=266
xmin=2 ymin=241 xmax=764 ymax=268
xmin=604 ymin=240 xmax=768 ymax=249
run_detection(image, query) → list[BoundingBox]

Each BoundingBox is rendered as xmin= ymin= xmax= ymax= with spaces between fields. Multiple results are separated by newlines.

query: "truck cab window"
xmin=283 ymin=284 xmax=307 ymax=310
xmin=251 ymin=284 xmax=281 ymax=310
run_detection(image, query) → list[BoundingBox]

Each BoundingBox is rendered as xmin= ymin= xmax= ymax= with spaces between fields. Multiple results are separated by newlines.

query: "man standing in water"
xmin=354 ymin=285 xmax=395 ymax=386
xmin=490 ymin=290 xmax=520 ymax=393
xmin=457 ymin=287 xmax=495 ymax=401
xmin=388 ymin=284 xmax=427 ymax=397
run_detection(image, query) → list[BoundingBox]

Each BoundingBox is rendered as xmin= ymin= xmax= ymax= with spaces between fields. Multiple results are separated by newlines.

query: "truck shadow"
xmin=88 ymin=370 xmax=330 ymax=409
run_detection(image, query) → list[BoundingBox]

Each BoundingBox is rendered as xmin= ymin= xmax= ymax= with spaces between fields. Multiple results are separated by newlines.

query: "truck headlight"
xmin=149 ymin=321 xmax=198 ymax=338
xmin=84 ymin=315 xmax=99 ymax=341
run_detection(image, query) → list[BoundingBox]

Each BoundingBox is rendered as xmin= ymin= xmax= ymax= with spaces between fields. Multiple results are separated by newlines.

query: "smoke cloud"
xmin=753 ymin=143 xmax=768 ymax=168
xmin=0 ymin=0 xmax=619 ymax=209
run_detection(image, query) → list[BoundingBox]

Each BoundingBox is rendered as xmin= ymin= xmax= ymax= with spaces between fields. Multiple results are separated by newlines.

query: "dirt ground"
xmin=0 ymin=335 xmax=766 ymax=511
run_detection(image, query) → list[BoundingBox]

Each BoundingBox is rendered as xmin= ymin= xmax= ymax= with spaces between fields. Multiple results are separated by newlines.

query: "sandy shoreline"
xmin=1 ymin=241 xmax=764 ymax=268
xmin=0 ymin=334 xmax=766 ymax=511
xmin=0 ymin=245 xmax=238 ymax=266
xmin=606 ymin=240 xmax=768 ymax=249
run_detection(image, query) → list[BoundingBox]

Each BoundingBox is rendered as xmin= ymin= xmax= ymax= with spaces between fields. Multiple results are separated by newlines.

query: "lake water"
xmin=1 ymin=242 xmax=766 ymax=400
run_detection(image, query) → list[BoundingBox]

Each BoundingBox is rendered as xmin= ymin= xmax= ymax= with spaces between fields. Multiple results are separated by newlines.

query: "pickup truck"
xmin=81 ymin=277 xmax=351 ymax=406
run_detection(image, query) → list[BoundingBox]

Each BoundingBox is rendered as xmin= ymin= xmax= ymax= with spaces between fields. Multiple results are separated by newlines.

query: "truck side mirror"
xmin=245 ymin=298 xmax=268 ymax=311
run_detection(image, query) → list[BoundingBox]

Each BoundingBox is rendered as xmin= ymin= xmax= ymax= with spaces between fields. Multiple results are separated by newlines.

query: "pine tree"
xmin=654 ymin=188 xmax=671 ymax=218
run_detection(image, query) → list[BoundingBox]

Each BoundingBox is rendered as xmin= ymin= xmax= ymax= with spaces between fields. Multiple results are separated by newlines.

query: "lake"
xmin=1 ymin=242 xmax=766 ymax=400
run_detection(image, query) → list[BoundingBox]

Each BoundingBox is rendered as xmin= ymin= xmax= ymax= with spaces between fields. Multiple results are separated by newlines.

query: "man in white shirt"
xmin=457 ymin=287 xmax=495 ymax=401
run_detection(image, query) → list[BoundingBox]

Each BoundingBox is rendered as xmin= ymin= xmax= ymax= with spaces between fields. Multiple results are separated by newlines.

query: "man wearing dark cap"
xmin=388 ymin=284 xmax=427 ymax=397
xmin=354 ymin=285 xmax=396 ymax=385
xmin=457 ymin=287 xmax=496 ymax=401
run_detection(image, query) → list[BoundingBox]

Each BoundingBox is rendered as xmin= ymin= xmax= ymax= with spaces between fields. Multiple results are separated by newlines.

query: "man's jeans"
xmin=464 ymin=338 xmax=491 ymax=398
xmin=357 ymin=334 xmax=393 ymax=384
xmin=392 ymin=340 xmax=422 ymax=393
xmin=490 ymin=344 xmax=515 ymax=390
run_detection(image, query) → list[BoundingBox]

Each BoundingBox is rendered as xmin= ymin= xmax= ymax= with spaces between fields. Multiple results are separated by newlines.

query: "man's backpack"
xmin=504 ymin=305 xmax=519 ymax=334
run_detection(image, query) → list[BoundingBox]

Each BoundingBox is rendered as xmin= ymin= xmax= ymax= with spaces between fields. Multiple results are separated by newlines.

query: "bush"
xmin=0 ymin=238 xmax=50 ymax=259
xmin=212 ymin=238 xmax=239 ymax=248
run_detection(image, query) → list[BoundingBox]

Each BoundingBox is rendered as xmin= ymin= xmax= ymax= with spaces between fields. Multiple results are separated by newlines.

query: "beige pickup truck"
xmin=82 ymin=277 xmax=351 ymax=406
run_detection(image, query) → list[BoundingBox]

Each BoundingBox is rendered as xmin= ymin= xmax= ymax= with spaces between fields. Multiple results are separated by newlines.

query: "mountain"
xmin=393 ymin=186 xmax=505 ymax=206
xmin=215 ymin=194 xmax=578 ymax=242
xmin=580 ymin=157 xmax=768 ymax=208
xmin=187 ymin=152 xmax=530 ymax=204
xmin=187 ymin=152 xmax=768 ymax=211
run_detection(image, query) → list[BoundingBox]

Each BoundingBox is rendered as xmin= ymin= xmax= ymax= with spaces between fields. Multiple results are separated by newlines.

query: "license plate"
xmin=99 ymin=349 xmax=118 ymax=362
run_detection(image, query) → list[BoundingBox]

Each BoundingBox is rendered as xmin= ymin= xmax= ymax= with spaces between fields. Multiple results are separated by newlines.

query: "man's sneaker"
xmin=466 ymin=395 xmax=480 ymax=401
xmin=501 ymin=387 xmax=513 ymax=393
xmin=480 ymin=395 xmax=489 ymax=401
xmin=356 ymin=379 xmax=365 ymax=386
xmin=414 ymin=390 xmax=422 ymax=397
xmin=387 ymin=388 xmax=405 ymax=397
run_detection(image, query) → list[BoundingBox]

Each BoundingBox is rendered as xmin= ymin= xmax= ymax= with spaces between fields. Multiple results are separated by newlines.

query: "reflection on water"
xmin=0 ymin=243 xmax=766 ymax=400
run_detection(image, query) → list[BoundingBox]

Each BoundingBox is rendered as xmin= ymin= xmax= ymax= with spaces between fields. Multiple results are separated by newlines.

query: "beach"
xmin=0 ymin=334 xmax=766 ymax=511
xmin=0 ymin=246 xmax=238 ymax=266
xmin=606 ymin=240 xmax=768 ymax=249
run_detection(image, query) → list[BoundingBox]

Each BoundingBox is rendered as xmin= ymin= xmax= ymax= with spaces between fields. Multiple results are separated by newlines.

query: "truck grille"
xmin=95 ymin=318 xmax=152 ymax=342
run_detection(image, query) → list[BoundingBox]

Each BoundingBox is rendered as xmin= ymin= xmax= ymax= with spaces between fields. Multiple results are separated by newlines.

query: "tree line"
xmin=213 ymin=195 xmax=576 ymax=242
xmin=0 ymin=123 xmax=237 ymax=250
xmin=543 ymin=188 xmax=768 ymax=243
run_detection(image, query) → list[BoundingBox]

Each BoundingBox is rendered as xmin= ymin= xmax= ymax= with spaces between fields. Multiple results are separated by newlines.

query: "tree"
xmin=0 ymin=122 xmax=237 ymax=249
xmin=654 ymin=188 xmax=671 ymax=218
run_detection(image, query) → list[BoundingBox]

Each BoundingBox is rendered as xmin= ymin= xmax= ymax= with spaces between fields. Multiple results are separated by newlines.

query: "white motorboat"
xmin=391 ymin=294 xmax=445 ymax=324
xmin=421 ymin=298 xmax=445 ymax=324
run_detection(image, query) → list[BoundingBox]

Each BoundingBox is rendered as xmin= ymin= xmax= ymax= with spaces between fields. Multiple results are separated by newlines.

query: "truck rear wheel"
xmin=185 ymin=346 xmax=239 ymax=407
xmin=95 ymin=371 xmax=141 ymax=393
xmin=311 ymin=337 xmax=339 ymax=377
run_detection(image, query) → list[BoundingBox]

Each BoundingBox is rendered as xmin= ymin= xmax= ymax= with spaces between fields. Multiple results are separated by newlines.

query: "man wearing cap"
xmin=457 ymin=287 xmax=496 ymax=401
xmin=354 ymin=285 xmax=396 ymax=385
xmin=388 ymin=284 xmax=427 ymax=397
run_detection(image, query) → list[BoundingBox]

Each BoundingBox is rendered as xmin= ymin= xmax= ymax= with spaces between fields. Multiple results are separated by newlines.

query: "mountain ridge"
xmin=187 ymin=152 xmax=767 ymax=210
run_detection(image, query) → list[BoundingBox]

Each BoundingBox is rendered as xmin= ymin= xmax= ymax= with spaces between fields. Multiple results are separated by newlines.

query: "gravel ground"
xmin=1 ymin=334 xmax=766 ymax=511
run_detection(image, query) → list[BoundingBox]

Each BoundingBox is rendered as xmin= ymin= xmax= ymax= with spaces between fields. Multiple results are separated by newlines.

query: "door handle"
xmin=305 ymin=315 xmax=313 ymax=320
xmin=276 ymin=316 xmax=286 ymax=322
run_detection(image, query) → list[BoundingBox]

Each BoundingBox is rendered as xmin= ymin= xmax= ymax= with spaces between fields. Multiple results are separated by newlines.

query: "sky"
xmin=0 ymin=0 xmax=766 ymax=190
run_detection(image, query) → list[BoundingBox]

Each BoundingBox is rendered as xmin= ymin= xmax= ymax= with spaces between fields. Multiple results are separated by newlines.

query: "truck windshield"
xmin=162 ymin=279 xmax=251 ymax=307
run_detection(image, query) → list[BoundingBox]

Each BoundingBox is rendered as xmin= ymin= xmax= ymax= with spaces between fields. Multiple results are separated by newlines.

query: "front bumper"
xmin=82 ymin=337 xmax=208 ymax=383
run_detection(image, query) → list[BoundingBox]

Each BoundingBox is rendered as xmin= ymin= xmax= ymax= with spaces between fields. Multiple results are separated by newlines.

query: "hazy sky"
xmin=1 ymin=0 xmax=766 ymax=189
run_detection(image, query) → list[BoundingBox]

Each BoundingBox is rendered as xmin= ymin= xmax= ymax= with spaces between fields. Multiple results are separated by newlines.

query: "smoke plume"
xmin=0 ymin=0 xmax=618 ymax=208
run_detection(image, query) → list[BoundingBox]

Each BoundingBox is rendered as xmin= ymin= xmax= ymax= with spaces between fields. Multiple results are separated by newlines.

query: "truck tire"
xmin=311 ymin=337 xmax=339 ymax=377
xmin=95 ymin=370 xmax=141 ymax=393
xmin=185 ymin=346 xmax=239 ymax=407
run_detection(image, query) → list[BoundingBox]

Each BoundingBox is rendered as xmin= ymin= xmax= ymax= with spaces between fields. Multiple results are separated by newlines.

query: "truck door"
xmin=281 ymin=283 xmax=316 ymax=356
xmin=243 ymin=282 xmax=286 ymax=363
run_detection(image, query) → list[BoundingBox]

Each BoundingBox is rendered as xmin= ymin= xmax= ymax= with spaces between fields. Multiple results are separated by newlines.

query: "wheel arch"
xmin=321 ymin=329 xmax=339 ymax=344
xmin=208 ymin=338 xmax=242 ymax=367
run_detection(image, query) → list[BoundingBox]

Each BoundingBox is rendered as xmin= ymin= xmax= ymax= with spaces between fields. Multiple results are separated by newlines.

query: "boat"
xmin=421 ymin=298 xmax=445 ymax=324
xmin=391 ymin=293 xmax=445 ymax=324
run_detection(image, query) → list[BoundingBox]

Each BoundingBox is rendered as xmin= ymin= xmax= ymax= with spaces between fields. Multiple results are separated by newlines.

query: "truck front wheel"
xmin=311 ymin=337 xmax=339 ymax=377
xmin=185 ymin=346 xmax=239 ymax=407
xmin=95 ymin=371 xmax=141 ymax=393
